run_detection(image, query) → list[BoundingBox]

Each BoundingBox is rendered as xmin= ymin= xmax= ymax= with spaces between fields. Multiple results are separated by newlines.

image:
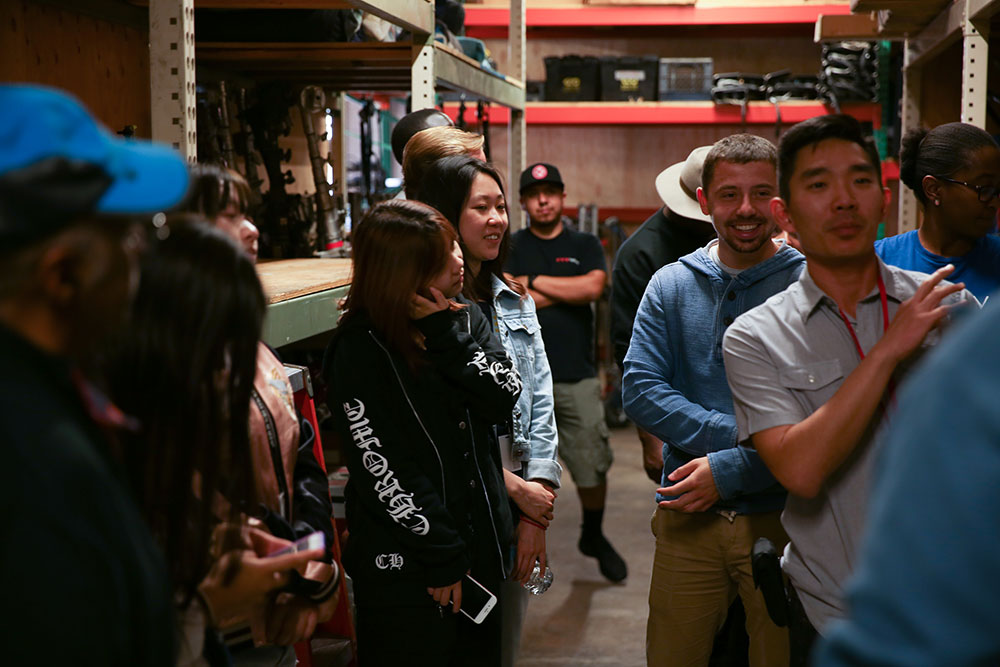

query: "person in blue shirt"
xmin=813 ymin=291 xmax=1000 ymax=666
xmin=624 ymin=134 xmax=804 ymax=667
xmin=875 ymin=122 xmax=1000 ymax=301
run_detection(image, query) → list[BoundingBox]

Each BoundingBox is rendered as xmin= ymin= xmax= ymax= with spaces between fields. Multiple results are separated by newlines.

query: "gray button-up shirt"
xmin=722 ymin=258 xmax=976 ymax=633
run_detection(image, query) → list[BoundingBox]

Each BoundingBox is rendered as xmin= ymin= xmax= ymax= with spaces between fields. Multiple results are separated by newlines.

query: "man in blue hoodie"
xmin=624 ymin=134 xmax=804 ymax=667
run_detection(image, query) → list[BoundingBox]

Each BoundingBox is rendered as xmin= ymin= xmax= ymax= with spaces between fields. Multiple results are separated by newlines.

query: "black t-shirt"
xmin=506 ymin=226 xmax=607 ymax=382
xmin=609 ymin=208 xmax=717 ymax=370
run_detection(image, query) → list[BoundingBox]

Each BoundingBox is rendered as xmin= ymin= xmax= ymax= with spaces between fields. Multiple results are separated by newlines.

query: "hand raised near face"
xmin=409 ymin=286 xmax=450 ymax=320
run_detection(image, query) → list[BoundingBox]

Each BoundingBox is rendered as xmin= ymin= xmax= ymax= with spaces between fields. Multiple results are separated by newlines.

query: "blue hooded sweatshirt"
xmin=623 ymin=240 xmax=804 ymax=511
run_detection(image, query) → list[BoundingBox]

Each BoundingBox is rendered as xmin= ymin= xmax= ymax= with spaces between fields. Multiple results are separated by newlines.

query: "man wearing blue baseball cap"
xmin=0 ymin=85 xmax=189 ymax=665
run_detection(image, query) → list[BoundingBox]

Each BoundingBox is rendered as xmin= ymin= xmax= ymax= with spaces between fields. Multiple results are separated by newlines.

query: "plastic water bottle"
xmin=523 ymin=561 xmax=553 ymax=595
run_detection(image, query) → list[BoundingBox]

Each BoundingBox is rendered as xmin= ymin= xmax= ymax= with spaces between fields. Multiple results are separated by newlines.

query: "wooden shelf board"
xmin=257 ymin=257 xmax=352 ymax=304
xmin=196 ymin=42 xmax=524 ymax=105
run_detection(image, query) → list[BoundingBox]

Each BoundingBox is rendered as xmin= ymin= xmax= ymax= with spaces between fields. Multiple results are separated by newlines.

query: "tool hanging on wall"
xmin=359 ymin=98 xmax=375 ymax=206
xmin=476 ymin=100 xmax=491 ymax=161
xmin=236 ymin=87 xmax=265 ymax=213
xmin=298 ymin=86 xmax=345 ymax=255
xmin=246 ymin=83 xmax=315 ymax=258
xmin=456 ymin=97 xmax=468 ymax=131
xmin=196 ymin=90 xmax=224 ymax=165
xmin=217 ymin=81 xmax=238 ymax=170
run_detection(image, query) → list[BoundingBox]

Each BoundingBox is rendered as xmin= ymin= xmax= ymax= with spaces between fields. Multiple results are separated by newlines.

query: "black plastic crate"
xmin=658 ymin=58 xmax=713 ymax=101
xmin=544 ymin=56 xmax=601 ymax=101
xmin=600 ymin=56 xmax=658 ymax=101
xmin=525 ymin=80 xmax=545 ymax=102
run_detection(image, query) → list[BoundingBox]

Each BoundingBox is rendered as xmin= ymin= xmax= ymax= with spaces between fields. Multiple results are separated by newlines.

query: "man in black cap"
xmin=610 ymin=146 xmax=717 ymax=483
xmin=0 ymin=84 xmax=189 ymax=665
xmin=506 ymin=163 xmax=627 ymax=583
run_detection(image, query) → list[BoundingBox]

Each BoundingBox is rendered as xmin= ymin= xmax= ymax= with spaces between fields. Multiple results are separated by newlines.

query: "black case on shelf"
xmin=599 ymin=56 xmax=658 ymax=101
xmin=544 ymin=55 xmax=601 ymax=101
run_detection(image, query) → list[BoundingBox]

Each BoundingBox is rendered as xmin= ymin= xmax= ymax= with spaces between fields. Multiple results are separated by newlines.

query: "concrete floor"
xmin=516 ymin=425 xmax=656 ymax=667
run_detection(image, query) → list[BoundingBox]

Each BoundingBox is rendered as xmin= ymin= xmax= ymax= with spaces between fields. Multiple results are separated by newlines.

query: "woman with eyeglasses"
xmin=876 ymin=122 xmax=1000 ymax=301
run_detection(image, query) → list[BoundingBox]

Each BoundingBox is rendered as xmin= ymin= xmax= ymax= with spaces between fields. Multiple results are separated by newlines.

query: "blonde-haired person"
xmin=402 ymin=125 xmax=486 ymax=199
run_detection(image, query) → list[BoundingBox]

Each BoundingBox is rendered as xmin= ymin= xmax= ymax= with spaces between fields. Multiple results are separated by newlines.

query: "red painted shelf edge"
xmin=463 ymin=4 xmax=852 ymax=27
xmin=443 ymin=102 xmax=881 ymax=128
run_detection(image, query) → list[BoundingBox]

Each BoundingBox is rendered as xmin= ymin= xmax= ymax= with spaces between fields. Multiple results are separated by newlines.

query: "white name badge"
xmin=498 ymin=433 xmax=521 ymax=472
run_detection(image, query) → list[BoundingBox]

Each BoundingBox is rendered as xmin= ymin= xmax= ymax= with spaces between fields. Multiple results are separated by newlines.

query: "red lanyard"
xmin=836 ymin=271 xmax=895 ymax=412
xmin=836 ymin=272 xmax=889 ymax=360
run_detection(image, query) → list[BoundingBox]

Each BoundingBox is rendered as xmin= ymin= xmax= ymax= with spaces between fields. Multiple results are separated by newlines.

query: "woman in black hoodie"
xmin=323 ymin=199 xmax=520 ymax=666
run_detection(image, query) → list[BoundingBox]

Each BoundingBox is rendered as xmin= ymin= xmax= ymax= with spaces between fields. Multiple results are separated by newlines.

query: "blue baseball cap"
xmin=0 ymin=85 xmax=189 ymax=247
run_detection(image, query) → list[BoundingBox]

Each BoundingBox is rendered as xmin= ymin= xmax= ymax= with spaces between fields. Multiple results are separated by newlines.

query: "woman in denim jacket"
xmin=420 ymin=155 xmax=562 ymax=667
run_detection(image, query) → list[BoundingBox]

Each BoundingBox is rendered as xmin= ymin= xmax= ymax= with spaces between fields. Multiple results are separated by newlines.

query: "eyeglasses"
xmin=936 ymin=176 xmax=1000 ymax=203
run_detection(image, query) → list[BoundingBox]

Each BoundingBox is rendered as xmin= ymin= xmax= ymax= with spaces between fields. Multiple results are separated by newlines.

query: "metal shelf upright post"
xmin=150 ymin=0 xmax=197 ymax=162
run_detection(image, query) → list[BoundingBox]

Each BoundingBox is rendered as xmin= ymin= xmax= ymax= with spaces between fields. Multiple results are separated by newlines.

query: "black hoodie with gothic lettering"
xmin=322 ymin=295 xmax=519 ymax=608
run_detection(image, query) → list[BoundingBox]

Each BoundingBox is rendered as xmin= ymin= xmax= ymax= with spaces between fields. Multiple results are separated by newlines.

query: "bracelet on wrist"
xmin=520 ymin=516 xmax=547 ymax=531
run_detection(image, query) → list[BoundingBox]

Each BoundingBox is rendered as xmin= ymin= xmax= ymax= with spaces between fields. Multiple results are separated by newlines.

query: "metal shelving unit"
xmin=148 ymin=0 xmax=526 ymax=343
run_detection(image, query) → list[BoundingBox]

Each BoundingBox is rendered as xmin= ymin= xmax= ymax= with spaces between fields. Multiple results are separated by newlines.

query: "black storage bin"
xmin=544 ymin=56 xmax=601 ymax=101
xmin=600 ymin=56 xmax=658 ymax=101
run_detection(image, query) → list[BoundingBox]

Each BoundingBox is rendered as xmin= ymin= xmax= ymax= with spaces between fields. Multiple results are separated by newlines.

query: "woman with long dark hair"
xmin=105 ymin=219 xmax=322 ymax=665
xmin=185 ymin=164 xmax=341 ymax=664
xmin=876 ymin=122 xmax=1000 ymax=300
xmin=323 ymin=199 xmax=520 ymax=666
xmin=419 ymin=155 xmax=561 ymax=667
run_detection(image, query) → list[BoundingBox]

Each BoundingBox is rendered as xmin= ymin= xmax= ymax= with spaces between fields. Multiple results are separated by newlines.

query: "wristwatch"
xmin=528 ymin=275 xmax=537 ymax=289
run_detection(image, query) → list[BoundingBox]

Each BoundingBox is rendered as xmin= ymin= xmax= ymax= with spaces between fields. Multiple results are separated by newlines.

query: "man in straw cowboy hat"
xmin=611 ymin=146 xmax=718 ymax=483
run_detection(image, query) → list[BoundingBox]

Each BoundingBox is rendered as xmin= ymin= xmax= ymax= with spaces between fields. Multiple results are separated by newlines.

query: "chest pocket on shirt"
xmin=504 ymin=316 xmax=540 ymax=337
xmin=777 ymin=360 xmax=843 ymax=392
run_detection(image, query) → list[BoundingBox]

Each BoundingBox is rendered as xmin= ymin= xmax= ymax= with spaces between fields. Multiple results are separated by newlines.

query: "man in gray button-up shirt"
xmin=722 ymin=115 xmax=976 ymax=663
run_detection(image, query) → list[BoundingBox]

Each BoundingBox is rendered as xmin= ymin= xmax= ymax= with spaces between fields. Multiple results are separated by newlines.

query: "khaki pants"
xmin=646 ymin=508 xmax=789 ymax=667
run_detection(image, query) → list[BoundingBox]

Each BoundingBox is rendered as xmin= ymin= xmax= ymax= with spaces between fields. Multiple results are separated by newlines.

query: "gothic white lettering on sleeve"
xmin=467 ymin=350 xmax=522 ymax=396
xmin=344 ymin=398 xmax=431 ymax=536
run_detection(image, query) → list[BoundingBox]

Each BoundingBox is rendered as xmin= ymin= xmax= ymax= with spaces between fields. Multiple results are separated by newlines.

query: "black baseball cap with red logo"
xmin=519 ymin=162 xmax=564 ymax=194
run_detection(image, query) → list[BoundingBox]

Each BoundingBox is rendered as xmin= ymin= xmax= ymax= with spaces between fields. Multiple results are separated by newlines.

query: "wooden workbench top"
xmin=256 ymin=258 xmax=352 ymax=304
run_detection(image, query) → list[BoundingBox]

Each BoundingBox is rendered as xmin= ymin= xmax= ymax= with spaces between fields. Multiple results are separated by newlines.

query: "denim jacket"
xmin=623 ymin=241 xmax=803 ymax=513
xmin=492 ymin=275 xmax=562 ymax=487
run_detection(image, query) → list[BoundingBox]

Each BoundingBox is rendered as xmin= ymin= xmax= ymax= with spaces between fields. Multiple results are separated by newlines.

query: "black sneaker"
xmin=578 ymin=534 xmax=628 ymax=583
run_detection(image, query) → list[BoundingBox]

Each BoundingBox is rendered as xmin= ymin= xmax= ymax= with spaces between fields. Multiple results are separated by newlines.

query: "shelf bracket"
xmin=509 ymin=0 xmax=526 ymax=230
xmin=149 ymin=0 xmax=196 ymax=162
xmin=411 ymin=39 xmax=436 ymax=111
xmin=898 ymin=42 xmax=922 ymax=235
xmin=961 ymin=0 xmax=990 ymax=128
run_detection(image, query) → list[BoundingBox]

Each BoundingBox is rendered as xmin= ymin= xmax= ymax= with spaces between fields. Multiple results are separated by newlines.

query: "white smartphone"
xmin=268 ymin=531 xmax=325 ymax=557
xmin=458 ymin=573 xmax=497 ymax=624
